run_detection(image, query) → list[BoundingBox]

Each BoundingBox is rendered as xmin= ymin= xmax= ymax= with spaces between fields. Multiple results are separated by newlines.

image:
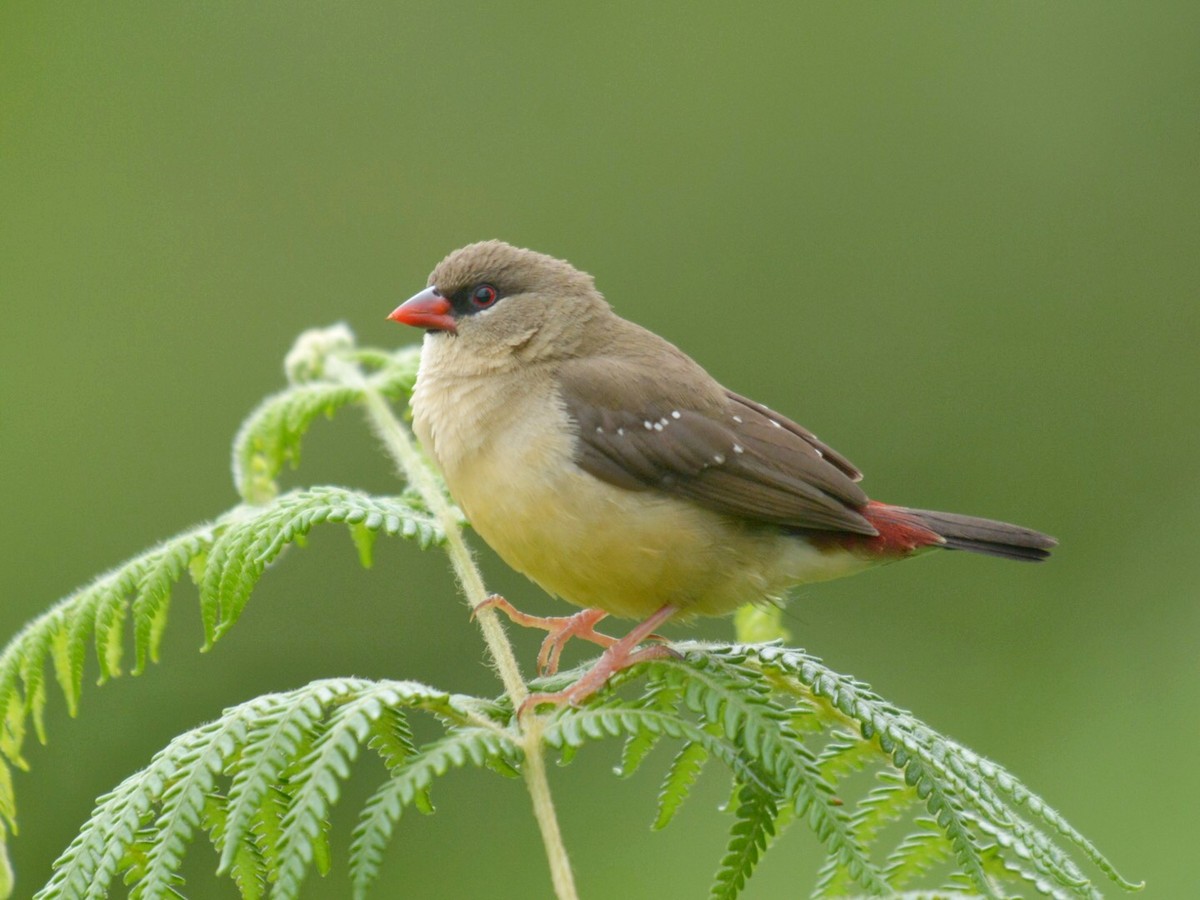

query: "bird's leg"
xmin=474 ymin=595 xmax=619 ymax=676
xmin=522 ymin=603 xmax=679 ymax=713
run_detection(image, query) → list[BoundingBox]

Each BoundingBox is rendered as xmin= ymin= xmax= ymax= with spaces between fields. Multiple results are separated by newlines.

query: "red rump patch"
xmin=815 ymin=501 xmax=944 ymax=558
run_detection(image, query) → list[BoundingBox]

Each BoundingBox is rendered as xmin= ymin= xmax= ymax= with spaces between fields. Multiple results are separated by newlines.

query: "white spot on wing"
xmin=653 ymin=422 xmax=663 ymax=431
xmin=671 ymin=410 xmax=681 ymax=419
xmin=770 ymin=420 xmax=782 ymax=428
xmin=617 ymin=427 xmax=625 ymax=436
xmin=732 ymin=443 xmax=744 ymax=454
xmin=643 ymin=420 xmax=653 ymax=430
xmin=732 ymin=415 xmax=743 ymax=423
xmin=712 ymin=453 xmax=725 ymax=465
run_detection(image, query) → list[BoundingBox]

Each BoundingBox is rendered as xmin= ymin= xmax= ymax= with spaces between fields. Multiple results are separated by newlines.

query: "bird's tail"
xmin=896 ymin=506 xmax=1057 ymax=562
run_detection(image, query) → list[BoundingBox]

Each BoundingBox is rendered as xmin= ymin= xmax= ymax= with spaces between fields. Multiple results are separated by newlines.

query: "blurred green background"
xmin=2 ymin=2 xmax=1196 ymax=897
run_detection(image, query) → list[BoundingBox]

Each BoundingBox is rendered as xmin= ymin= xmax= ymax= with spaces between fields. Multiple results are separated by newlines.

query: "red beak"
xmin=388 ymin=286 xmax=457 ymax=332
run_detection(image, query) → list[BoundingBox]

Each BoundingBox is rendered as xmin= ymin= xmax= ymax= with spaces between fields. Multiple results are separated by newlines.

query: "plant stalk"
xmin=356 ymin=369 xmax=579 ymax=900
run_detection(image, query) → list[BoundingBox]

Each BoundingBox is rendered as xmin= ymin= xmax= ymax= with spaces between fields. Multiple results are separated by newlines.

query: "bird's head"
xmin=389 ymin=241 xmax=610 ymax=367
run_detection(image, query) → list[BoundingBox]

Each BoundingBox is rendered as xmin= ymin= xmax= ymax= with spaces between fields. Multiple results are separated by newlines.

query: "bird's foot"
xmin=521 ymin=644 xmax=678 ymax=714
xmin=474 ymin=595 xmax=625 ymax=676
xmin=520 ymin=603 xmax=679 ymax=714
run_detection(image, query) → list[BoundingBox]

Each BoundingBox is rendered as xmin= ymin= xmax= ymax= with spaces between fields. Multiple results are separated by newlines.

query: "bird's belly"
xmin=459 ymin=460 xmax=733 ymax=618
xmin=449 ymin=446 xmax=870 ymax=620
xmin=414 ymin=367 xmax=871 ymax=620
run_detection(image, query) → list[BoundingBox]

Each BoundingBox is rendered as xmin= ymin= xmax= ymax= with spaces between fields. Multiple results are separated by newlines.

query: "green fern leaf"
xmin=349 ymin=726 xmax=519 ymax=899
xmin=38 ymin=679 xmax=461 ymax=899
xmin=12 ymin=618 xmax=55 ymax=756
xmin=351 ymin=522 xmax=378 ymax=568
xmin=132 ymin=716 xmax=240 ymax=900
xmin=357 ymin=346 xmax=420 ymax=400
xmin=131 ymin=528 xmax=212 ymax=674
xmin=617 ymin=680 xmax=684 ymax=779
xmin=710 ymin=785 xmax=778 ymax=900
xmin=813 ymin=771 xmax=918 ymax=898
xmin=816 ymin=729 xmax=879 ymax=782
xmin=367 ymin=707 xmax=432 ymax=813
xmin=268 ymin=680 xmax=461 ymax=900
xmin=730 ymin=643 xmax=1138 ymax=898
xmin=0 ymin=525 xmax=215 ymax=790
xmin=0 ymin=485 xmax=443 ymax=862
xmin=252 ymin=785 xmax=290 ymax=885
xmin=945 ymin=741 xmax=1140 ymax=892
xmin=270 ymin=685 xmax=382 ymax=899
xmin=884 ymin=817 xmax=954 ymax=891
xmin=367 ymin=705 xmax=418 ymax=771
xmin=662 ymin=653 xmax=891 ymax=895
xmin=36 ymin=710 xmax=252 ymax=900
xmin=203 ymin=794 xmax=267 ymax=900
xmin=201 ymin=487 xmax=442 ymax=647
xmin=233 ymin=381 xmax=363 ymax=504
xmin=0 ymin=767 xmax=15 ymax=845
xmin=93 ymin=589 xmax=127 ymax=685
xmin=216 ymin=688 xmax=326 ymax=875
xmin=544 ymin=702 xmax=761 ymax=795
xmin=747 ymin=644 xmax=1005 ymax=897
xmin=231 ymin=330 xmax=419 ymax=504
xmin=977 ymin=841 xmax=1094 ymax=900
xmin=653 ymin=739 xmax=710 ymax=831
xmin=852 ymin=771 xmax=917 ymax=845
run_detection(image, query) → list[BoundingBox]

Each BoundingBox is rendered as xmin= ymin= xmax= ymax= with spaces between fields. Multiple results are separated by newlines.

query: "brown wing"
xmin=557 ymin=359 xmax=876 ymax=535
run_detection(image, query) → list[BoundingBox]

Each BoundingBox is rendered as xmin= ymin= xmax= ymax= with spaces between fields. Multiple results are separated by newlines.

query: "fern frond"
xmin=851 ymin=771 xmax=917 ymax=850
xmin=199 ymin=486 xmax=441 ymax=647
xmin=36 ymin=705 xmax=253 ymax=900
xmin=232 ymin=327 xmax=419 ymax=504
xmin=944 ymin=739 xmax=1139 ymax=892
xmin=251 ymin=785 xmax=291 ymax=886
xmin=203 ymin=794 xmax=267 ymax=900
xmin=813 ymin=771 xmax=919 ymax=898
xmin=884 ymin=817 xmax=954 ymax=890
xmin=717 ymin=643 xmax=1138 ymax=898
xmin=348 ymin=725 xmax=519 ymax=899
xmin=0 ymin=523 xmax=215 ymax=830
xmin=37 ymin=678 xmax=466 ymax=899
xmin=271 ymin=684 xmax=411 ymax=898
xmin=616 ymin=679 xmax=684 ymax=779
xmin=710 ymin=784 xmax=778 ymax=900
xmin=31 ymin=638 xmax=1140 ymax=899
xmin=0 ymin=485 xmax=441 ymax=840
xmin=132 ymin=707 xmax=242 ymax=900
xmin=816 ymin=729 xmax=879 ymax=782
xmin=663 ymin=653 xmax=892 ymax=894
xmin=653 ymin=739 xmax=711 ymax=831
xmin=233 ymin=381 xmax=363 ymax=504
xmin=541 ymin=662 xmax=891 ymax=896
xmin=216 ymin=685 xmax=327 ymax=875
xmin=131 ymin=527 xmax=214 ymax=675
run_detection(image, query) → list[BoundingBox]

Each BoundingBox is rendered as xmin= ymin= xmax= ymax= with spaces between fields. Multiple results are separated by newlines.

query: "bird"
xmin=388 ymin=240 xmax=1056 ymax=707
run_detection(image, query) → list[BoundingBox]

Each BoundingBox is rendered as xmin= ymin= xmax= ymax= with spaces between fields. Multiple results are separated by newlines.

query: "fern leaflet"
xmin=654 ymin=739 xmax=711 ymax=831
xmin=711 ymin=784 xmax=778 ymax=900
xmin=349 ymin=726 xmax=520 ymax=899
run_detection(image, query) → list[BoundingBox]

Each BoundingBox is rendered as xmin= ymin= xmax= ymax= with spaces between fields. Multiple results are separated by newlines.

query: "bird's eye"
xmin=471 ymin=284 xmax=498 ymax=308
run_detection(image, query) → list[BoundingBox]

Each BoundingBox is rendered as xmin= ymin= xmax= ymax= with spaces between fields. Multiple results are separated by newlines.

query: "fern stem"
xmin=354 ymin=368 xmax=580 ymax=900
xmin=519 ymin=715 xmax=577 ymax=900
xmin=358 ymin=385 xmax=527 ymax=702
